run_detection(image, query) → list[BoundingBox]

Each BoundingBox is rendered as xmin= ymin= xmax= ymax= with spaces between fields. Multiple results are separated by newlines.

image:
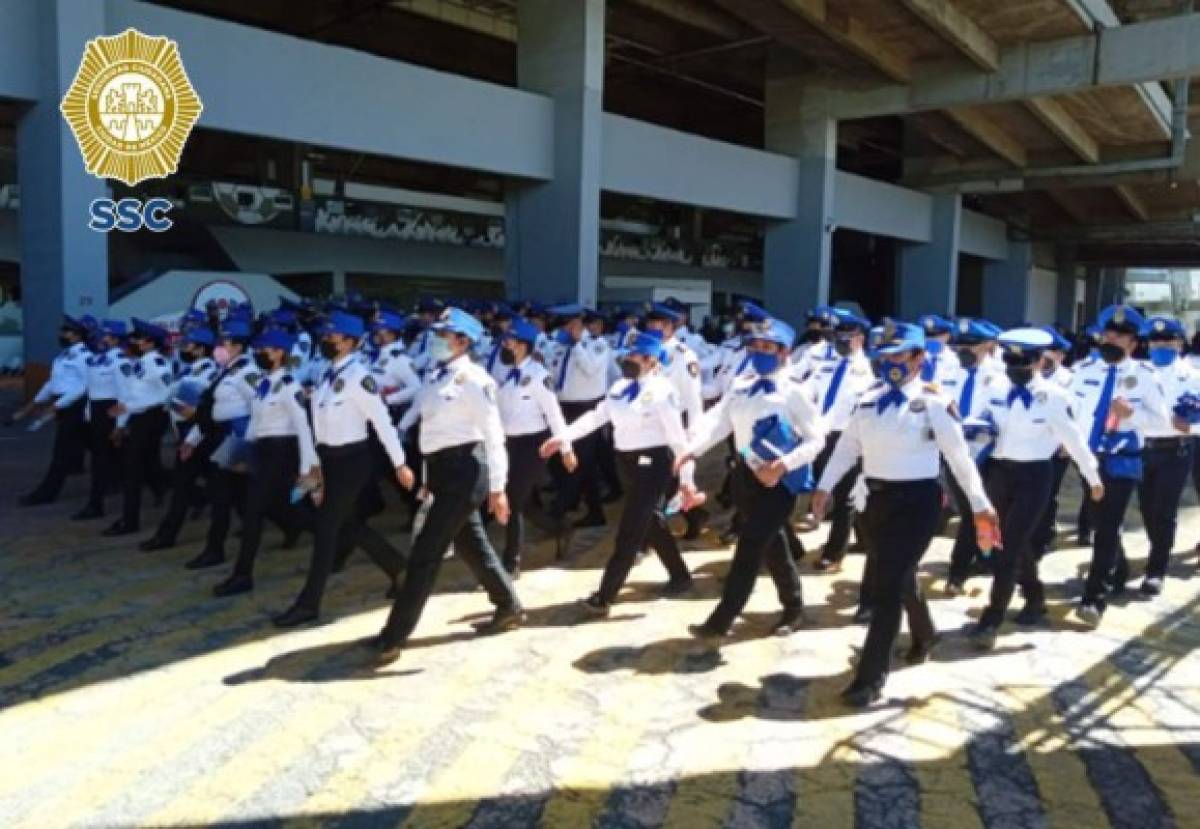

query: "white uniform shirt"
xmin=399 ymin=353 xmax=508 ymax=492
xmin=1045 ymin=363 xmax=1073 ymax=388
xmin=702 ymin=337 xmax=750 ymax=402
xmin=1068 ymin=357 xmax=1169 ymax=446
xmin=1143 ymin=358 xmax=1200 ymax=439
xmin=312 ymin=354 xmax=406 ymax=467
xmin=562 ymin=374 xmax=689 ymax=456
xmin=245 ymin=368 xmax=318 ymax=475
xmin=478 ymin=339 xmax=511 ymax=385
xmin=496 ymin=356 xmax=571 ymax=445
xmin=117 ymin=351 xmax=173 ymax=425
xmin=941 ymin=362 xmax=1005 ymax=420
xmin=372 ymin=344 xmax=421 ymax=408
xmin=799 ymin=350 xmax=874 ymax=432
xmin=677 ymin=326 xmax=712 ymax=361
xmin=921 ymin=347 xmax=959 ymax=386
xmin=689 ymin=372 xmax=828 ymax=472
xmin=659 ymin=336 xmax=703 ymax=433
xmin=546 ymin=333 xmax=610 ymax=403
xmin=818 ymin=377 xmax=993 ymax=513
xmin=34 ymin=342 xmax=89 ymax=409
xmin=183 ymin=355 xmax=259 ymax=446
xmin=976 ymin=376 xmax=1101 ymax=486
xmin=85 ymin=348 xmax=127 ymax=402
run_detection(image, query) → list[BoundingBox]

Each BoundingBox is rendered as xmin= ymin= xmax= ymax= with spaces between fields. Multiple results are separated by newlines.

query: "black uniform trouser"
xmin=203 ymin=465 xmax=247 ymax=556
xmin=551 ymin=399 xmax=603 ymax=518
xmin=947 ymin=461 xmax=987 ymax=583
xmin=294 ymin=441 xmax=406 ymax=614
xmin=855 ymin=479 xmax=940 ymax=688
xmin=231 ymin=437 xmax=313 ymax=578
xmin=597 ymin=424 xmax=621 ymax=496
xmin=1032 ymin=454 xmax=1069 ymax=558
xmin=597 ymin=447 xmax=690 ymax=605
xmin=1138 ymin=440 xmax=1193 ymax=580
xmin=152 ymin=427 xmax=224 ymax=543
xmin=1083 ymin=470 xmax=1137 ymax=607
xmin=812 ymin=431 xmax=858 ymax=560
xmin=85 ymin=399 xmax=119 ymax=509
xmin=28 ymin=399 xmax=87 ymax=501
xmin=1076 ymin=471 xmax=1096 ymax=539
xmin=502 ymin=430 xmax=561 ymax=569
xmin=981 ymin=459 xmax=1053 ymax=626
xmin=705 ymin=461 xmax=804 ymax=632
xmin=379 ymin=443 xmax=519 ymax=647
xmin=118 ymin=407 xmax=168 ymax=528
xmin=1192 ymin=436 xmax=1200 ymax=503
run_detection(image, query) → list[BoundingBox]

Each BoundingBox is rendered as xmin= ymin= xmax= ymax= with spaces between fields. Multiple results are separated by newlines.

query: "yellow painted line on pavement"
xmin=907 ymin=691 xmax=984 ymax=829
xmin=1002 ymin=683 xmax=1108 ymax=829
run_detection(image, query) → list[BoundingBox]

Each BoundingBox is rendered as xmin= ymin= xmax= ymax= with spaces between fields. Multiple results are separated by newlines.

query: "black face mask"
xmin=499 ymin=347 xmax=516 ymax=366
xmin=58 ymin=334 xmax=74 ymax=348
xmin=1098 ymin=343 xmax=1126 ymax=364
xmin=957 ymin=348 xmax=979 ymax=369
xmin=620 ymin=359 xmax=641 ymax=380
xmin=319 ymin=340 xmax=339 ymax=361
xmin=833 ymin=337 xmax=853 ymax=357
xmin=1005 ymin=365 xmax=1035 ymax=387
xmin=179 ymin=349 xmax=197 ymax=364
xmin=254 ymin=352 xmax=274 ymax=371
xmin=802 ymin=330 xmax=824 ymax=345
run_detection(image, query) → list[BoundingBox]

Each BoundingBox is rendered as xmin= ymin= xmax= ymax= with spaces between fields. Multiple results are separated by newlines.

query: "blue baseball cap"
xmin=131 ymin=318 xmax=168 ymax=343
xmin=548 ymin=302 xmax=589 ymax=320
xmin=100 ymin=319 xmax=127 ymax=338
xmin=953 ymin=317 xmax=993 ymax=345
xmin=875 ymin=321 xmax=926 ymax=356
xmin=220 ymin=319 xmax=253 ymax=341
xmin=1041 ymin=325 xmax=1071 ymax=352
xmin=805 ymin=305 xmax=835 ymax=326
xmin=184 ymin=327 xmax=215 ymax=347
xmin=269 ymin=308 xmax=297 ymax=327
xmin=830 ymin=308 xmax=870 ymax=332
xmin=919 ymin=314 xmax=954 ymax=336
xmin=502 ymin=317 xmax=540 ymax=347
xmin=628 ymin=331 xmax=667 ymax=361
xmin=998 ymin=327 xmax=1053 ymax=361
xmin=432 ymin=307 xmax=484 ymax=344
xmin=1098 ymin=304 xmax=1143 ymax=334
xmin=416 ymin=296 xmax=446 ymax=315
xmin=252 ymin=328 xmax=295 ymax=352
xmin=1141 ymin=316 xmax=1186 ymax=340
xmin=739 ymin=300 xmax=769 ymax=323
xmin=322 ymin=310 xmax=366 ymax=339
xmin=644 ymin=302 xmax=684 ymax=325
xmin=745 ymin=318 xmax=796 ymax=349
xmin=62 ymin=314 xmax=89 ymax=334
xmin=371 ymin=310 xmax=407 ymax=333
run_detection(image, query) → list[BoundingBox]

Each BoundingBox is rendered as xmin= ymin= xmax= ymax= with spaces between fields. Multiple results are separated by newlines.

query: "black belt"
xmin=864 ymin=477 xmax=938 ymax=492
xmin=427 ymin=441 xmax=480 ymax=459
xmin=1145 ymin=437 xmax=1191 ymax=449
xmin=317 ymin=439 xmax=371 ymax=459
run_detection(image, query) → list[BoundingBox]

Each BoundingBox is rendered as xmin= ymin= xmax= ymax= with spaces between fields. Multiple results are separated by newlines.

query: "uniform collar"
xmin=332 ymin=353 xmax=356 ymax=370
xmin=516 ymin=355 xmax=533 ymax=370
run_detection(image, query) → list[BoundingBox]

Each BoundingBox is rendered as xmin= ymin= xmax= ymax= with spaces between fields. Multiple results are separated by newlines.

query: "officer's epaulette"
xmin=922 ymin=382 xmax=942 ymax=394
xmin=232 ymin=356 xmax=249 ymax=369
xmin=389 ymin=347 xmax=403 ymax=358
xmin=153 ymin=356 xmax=167 ymax=367
xmin=282 ymin=375 xmax=295 ymax=386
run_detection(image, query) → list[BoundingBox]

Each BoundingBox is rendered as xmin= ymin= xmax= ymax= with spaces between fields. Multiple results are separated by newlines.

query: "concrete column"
xmin=762 ymin=75 xmax=835 ymax=328
xmin=1083 ymin=266 xmax=1102 ymax=322
xmin=1054 ymin=246 xmax=1079 ymax=328
xmin=331 ymin=270 xmax=346 ymax=296
xmin=897 ymin=193 xmax=962 ymax=319
xmin=505 ymin=0 xmax=603 ymax=305
xmin=16 ymin=0 xmax=108 ymax=384
xmin=982 ymin=239 xmax=1034 ymax=326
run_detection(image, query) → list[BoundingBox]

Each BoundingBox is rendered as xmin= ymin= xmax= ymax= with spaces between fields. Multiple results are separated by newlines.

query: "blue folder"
xmin=744 ymin=414 xmax=815 ymax=495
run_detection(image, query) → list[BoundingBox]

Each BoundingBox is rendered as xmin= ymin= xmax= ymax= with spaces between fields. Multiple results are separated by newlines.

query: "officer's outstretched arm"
xmin=283 ymin=384 xmax=319 ymax=475
xmin=781 ymin=390 xmax=828 ymax=471
xmin=1048 ymin=396 xmax=1100 ymax=489
xmin=684 ymin=394 xmax=733 ymax=461
xmin=815 ymin=413 xmax=860 ymax=494
xmin=561 ymin=398 xmax=610 ymax=444
xmin=351 ymin=376 xmax=406 ymax=468
xmin=930 ymin=402 xmax=992 ymax=514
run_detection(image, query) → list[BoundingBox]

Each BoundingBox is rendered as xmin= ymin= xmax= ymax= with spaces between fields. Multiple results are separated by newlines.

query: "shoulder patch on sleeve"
xmin=361 ymin=375 xmax=378 ymax=394
xmin=153 ymin=356 xmax=167 ymax=367
xmin=282 ymin=375 xmax=295 ymax=386
xmin=120 ymin=363 xmax=133 ymax=376
xmin=543 ymin=375 xmax=554 ymax=391
xmin=295 ymin=390 xmax=306 ymax=405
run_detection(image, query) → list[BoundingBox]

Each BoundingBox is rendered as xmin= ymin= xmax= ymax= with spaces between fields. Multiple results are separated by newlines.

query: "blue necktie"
xmin=959 ymin=367 xmax=977 ymax=417
xmin=256 ymin=378 xmax=271 ymax=399
xmin=1089 ymin=366 xmax=1118 ymax=451
xmin=735 ymin=351 xmax=750 ymax=376
xmin=557 ymin=346 xmax=572 ymax=392
xmin=618 ymin=381 xmax=641 ymax=402
xmin=505 ymin=368 xmax=520 ymax=386
xmin=1007 ymin=386 xmax=1033 ymax=409
xmin=749 ymin=379 xmax=776 ymax=397
xmin=823 ymin=359 xmax=848 ymax=414
xmin=435 ymin=364 xmax=449 ymax=382
xmin=921 ymin=356 xmax=936 ymax=382
xmin=487 ymin=344 xmax=501 ymax=373
xmin=878 ymin=387 xmax=907 ymax=414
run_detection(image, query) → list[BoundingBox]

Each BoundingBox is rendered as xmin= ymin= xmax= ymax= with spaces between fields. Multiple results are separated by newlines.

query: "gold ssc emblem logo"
xmin=60 ymin=28 xmax=203 ymax=186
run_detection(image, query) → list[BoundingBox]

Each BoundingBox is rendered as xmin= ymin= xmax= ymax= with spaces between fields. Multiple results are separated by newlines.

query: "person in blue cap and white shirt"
xmin=789 ymin=306 xmax=836 ymax=379
xmin=212 ymin=328 xmax=318 ymax=598
xmin=275 ymin=310 xmax=412 ymax=630
xmin=495 ymin=316 xmax=578 ymax=574
xmin=703 ymin=300 xmax=768 ymax=404
xmin=369 ymin=311 xmax=422 ymax=416
xmin=966 ymin=328 xmax=1102 ymax=650
xmin=104 ymin=319 xmax=174 ymax=536
xmin=812 ymin=321 xmax=996 ymax=708
xmin=1029 ymin=324 xmax=1079 ymax=563
xmin=12 ymin=315 xmax=91 ymax=507
xmin=1069 ymin=304 xmax=1168 ymax=624
xmin=540 ymin=331 xmax=696 ymax=616
xmin=918 ymin=314 xmax=959 ymax=386
xmin=676 ymin=317 xmax=826 ymax=639
xmin=374 ymin=307 xmax=524 ymax=663
xmin=1134 ymin=316 xmax=1200 ymax=596
xmin=72 ymin=320 xmax=131 ymax=522
xmin=801 ymin=307 xmax=874 ymax=573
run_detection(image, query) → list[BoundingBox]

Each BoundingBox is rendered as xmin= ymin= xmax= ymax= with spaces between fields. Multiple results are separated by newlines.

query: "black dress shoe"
xmin=659 ymin=577 xmax=695 ymax=598
xmin=272 ymin=605 xmax=319 ymax=629
xmin=102 ymin=521 xmax=138 ymax=537
xmin=18 ymin=493 xmax=53 ymax=507
xmin=718 ymin=527 xmax=739 ymax=545
xmin=688 ymin=622 xmax=726 ymax=643
xmin=554 ymin=523 xmax=577 ymax=561
xmin=773 ymin=605 xmax=808 ymax=636
xmin=852 ymin=606 xmax=874 ymax=625
xmin=212 ymin=574 xmax=254 ymax=597
xmin=573 ymin=513 xmax=607 ymax=529
xmin=968 ymin=623 xmax=998 ymax=652
xmin=1014 ymin=603 xmax=1047 ymax=626
xmin=185 ymin=549 xmax=225 ymax=570
xmin=473 ymin=606 xmax=526 ymax=635
xmin=840 ymin=680 xmax=883 ymax=708
xmin=905 ymin=634 xmax=943 ymax=664
xmin=579 ymin=594 xmax=611 ymax=618
xmin=139 ymin=536 xmax=175 ymax=552
xmin=375 ymin=643 xmax=402 ymax=667
xmin=71 ymin=505 xmax=104 ymax=521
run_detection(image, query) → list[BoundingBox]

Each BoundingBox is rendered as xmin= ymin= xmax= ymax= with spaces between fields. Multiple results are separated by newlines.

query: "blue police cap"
xmin=416 ymin=296 xmax=446 ymax=315
xmin=919 ymin=314 xmax=954 ymax=336
xmin=62 ymin=314 xmax=89 ymax=334
xmin=739 ymin=300 xmax=769 ymax=323
xmin=952 ymin=317 xmax=992 ymax=344
xmin=371 ymin=310 xmax=407 ymax=333
xmin=806 ymin=305 xmax=835 ymax=325
xmin=432 ymin=307 xmax=484 ymax=344
xmin=745 ymin=318 xmax=796 ymax=349
xmin=628 ymin=331 xmax=667 ymax=361
xmin=1098 ymin=304 xmax=1143 ymax=334
xmin=548 ymin=302 xmax=589 ymax=320
xmin=998 ymin=327 xmax=1053 ymax=360
xmin=645 ymin=302 xmax=684 ymax=325
xmin=184 ymin=327 xmax=215 ymax=347
xmin=269 ymin=308 xmax=297 ymax=327
xmin=830 ymin=307 xmax=870 ymax=332
xmin=503 ymin=317 xmax=540 ymax=346
xmin=876 ymin=321 xmax=926 ymax=356
xmin=1040 ymin=326 xmax=1071 ymax=351
xmin=322 ymin=310 xmax=366 ymax=339
xmin=1141 ymin=316 xmax=1186 ymax=340
xmin=252 ymin=328 xmax=295 ymax=352
xmin=220 ymin=319 xmax=253 ymax=341
xmin=79 ymin=314 xmax=99 ymax=331
xmin=101 ymin=319 xmax=128 ymax=338
xmin=131 ymin=318 xmax=168 ymax=343
xmin=181 ymin=308 xmax=206 ymax=325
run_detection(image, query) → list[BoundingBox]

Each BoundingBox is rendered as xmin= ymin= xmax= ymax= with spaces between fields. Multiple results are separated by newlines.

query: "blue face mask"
xmin=926 ymin=339 xmax=944 ymax=356
xmin=749 ymin=351 xmax=781 ymax=376
xmin=1149 ymin=346 xmax=1178 ymax=367
xmin=555 ymin=329 xmax=574 ymax=346
xmin=881 ymin=357 xmax=910 ymax=387
xmin=429 ymin=336 xmax=453 ymax=364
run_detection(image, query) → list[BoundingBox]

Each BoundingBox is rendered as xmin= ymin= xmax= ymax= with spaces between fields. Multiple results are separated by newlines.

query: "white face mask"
xmin=429 ymin=336 xmax=454 ymax=364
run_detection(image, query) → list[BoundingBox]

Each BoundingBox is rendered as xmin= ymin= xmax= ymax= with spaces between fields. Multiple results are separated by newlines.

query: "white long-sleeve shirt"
xmin=183 ymin=355 xmax=258 ymax=447
xmin=245 ymin=368 xmax=318 ymax=475
xmin=496 ymin=356 xmax=571 ymax=446
xmin=312 ymin=354 xmax=406 ymax=467
xmin=797 ymin=350 xmax=874 ymax=432
xmin=117 ymin=351 xmax=173 ymax=426
xmin=658 ymin=336 xmax=703 ymax=434
xmin=1143 ymin=359 xmax=1200 ymax=439
xmin=546 ymin=333 xmax=610 ymax=403
xmin=1068 ymin=357 xmax=1168 ymax=446
xmin=372 ymin=344 xmax=421 ymax=408
xmin=34 ymin=343 xmax=89 ymax=409
xmin=85 ymin=348 xmax=127 ymax=402
xmin=562 ymin=375 xmax=689 ymax=457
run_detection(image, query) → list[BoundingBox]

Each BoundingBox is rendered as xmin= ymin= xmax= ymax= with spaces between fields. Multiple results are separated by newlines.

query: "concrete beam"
xmin=0 ymin=0 xmax=40 ymax=101
xmin=805 ymin=12 xmax=1200 ymax=119
xmin=777 ymin=0 xmax=912 ymax=82
xmin=943 ymin=107 xmax=1028 ymax=166
xmin=623 ymin=0 xmax=746 ymax=39
xmin=900 ymin=0 xmax=999 ymax=71
xmin=1113 ymin=184 xmax=1150 ymax=220
xmin=1024 ymin=96 xmax=1101 ymax=163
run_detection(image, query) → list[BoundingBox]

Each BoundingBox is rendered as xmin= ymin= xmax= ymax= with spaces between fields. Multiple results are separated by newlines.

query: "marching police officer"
xmin=1030 ymin=325 xmax=1077 ymax=561
xmin=678 ymin=317 xmax=826 ymax=639
xmin=968 ymin=328 xmax=1102 ymax=650
xmin=1069 ymin=305 xmax=1168 ymax=624
xmin=14 ymin=315 xmax=90 ymax=506
xmin=213 ymin=328 xmax=318 ymax=597
xmin=71 ymin=320 xmax=129 ymax=521
xmin=541 ymin=332 xmax=695 ymax=616
xmin=917 ymin=315 xmax=959 ymax=385
xmin=812 ymin=322 xmax=996 ymax=707
xmin=495 ymin=317 xmax=578 ymax=573
xmin=274 ymin=311 xmax=410 ymax=629
xmin=375 ymin=308 xmax=524 ymax=663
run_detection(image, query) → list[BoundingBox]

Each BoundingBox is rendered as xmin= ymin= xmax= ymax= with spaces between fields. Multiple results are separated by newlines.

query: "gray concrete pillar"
xmin=505 ymin=0 xmax=604 ymax=305
xmin=17 ymin=0 xmax=108 ymax=382
xmin=1083 ymin=266 xmax=1102 ymax=323
xmin=982 ymin=240 xmax=1034 ymax=327
xmin=1055 ymin=246 xmax=1079 ymax=328
xmin=331 ymin=270 xmax=346 ymax=296
xmin=762 ymin=75 xmax=835 ymax=329
xmin=897 ymin=193 xmax=962 ymax=319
